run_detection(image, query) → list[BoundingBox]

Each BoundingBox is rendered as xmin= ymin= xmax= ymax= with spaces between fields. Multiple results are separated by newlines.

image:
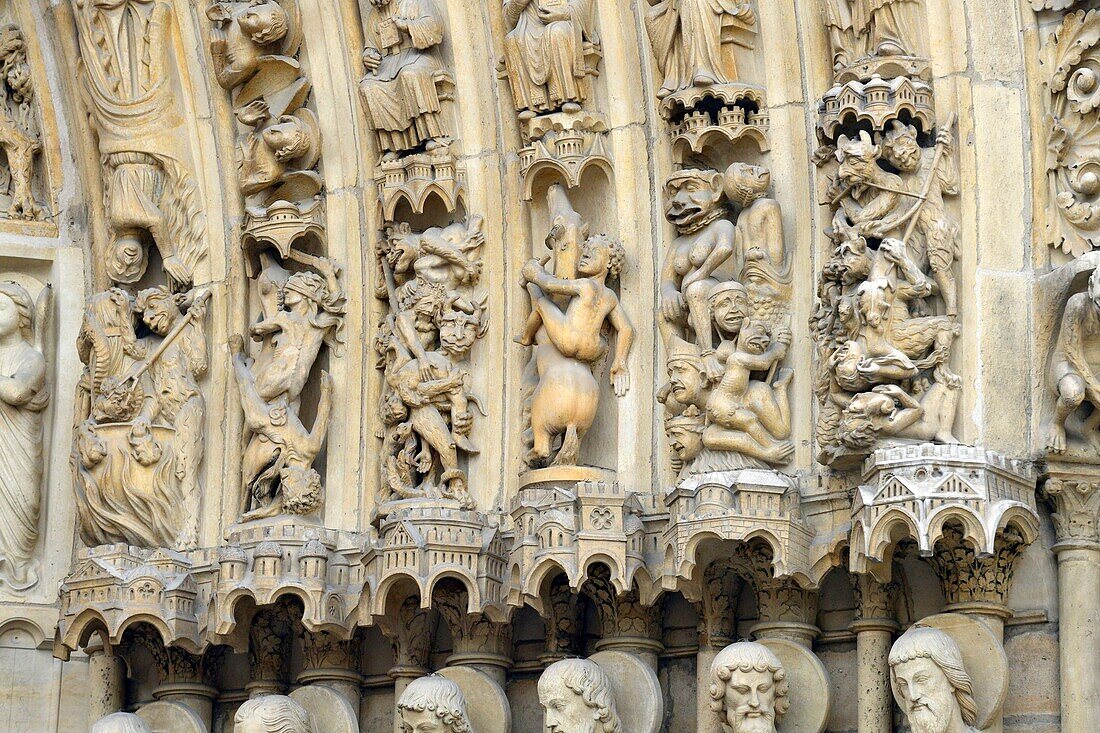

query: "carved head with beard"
xmin=709 ymin=642 xmax=789 ymax=733
xmin=889 ymin=626 xmax=979 ymax=733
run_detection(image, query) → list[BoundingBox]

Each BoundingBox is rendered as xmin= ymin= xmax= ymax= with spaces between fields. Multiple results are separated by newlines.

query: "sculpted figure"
xmin=207 ymin=0 xmax=293 ymax=90
xmin=643 ymin=0 xmax=757 ymax=99
xmin=397 ymin=675 xmax=474 ymax=733
xmin=1048 ymin=267 xmax=1100 ymax=453
xmin=889 ymin=626 xmax=980 ymax=733
xmin=0 ymin=25 xmax=43 ymax=221
xmin=72 ymin=287 xmax=209 ymax=549
xmin=852 ymin=0 xmax=925 ymax=59
xmin=360 ymin=0 xmax=453 ymax=158
xmin=501 ymin=0 xmax=600 ymax=120
xmin=519 ymin=230 xmax=634 ymax=467
xmin=725 ymin=163 xmax=785 ymax=271
xmin=235 ymin=694 xmax=315 ymax=733
xmin=91 ymin=713 xmax=153 ymax=733
xmin=840 ymin=382 xmax=958 ymax=450
xmin=71 ymin=0 xmax=205 ymax=286
xmin=658 ymin=168 xmax=736 ymax=379
xmin=376 ymin=218 xmax=486 ymax=508
xmin=0 ymin=281 xmax=49 ymax=589
xmin=538 ymin=658 xmax=623 ymax=733
xmin=235 ymin=263 xmax=343 ymax=521
xmin=822 ymin=0 xmax=857 ymax=73
xmin=708 ymin=641 xmax=790 ymax=733
xmin=237 ymin=106 xmax=321 ymax=201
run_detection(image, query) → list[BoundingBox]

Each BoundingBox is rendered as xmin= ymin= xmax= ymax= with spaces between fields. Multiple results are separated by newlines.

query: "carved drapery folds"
xmin=72 ymin=286 xmax=209 ymax=549
xmin=823 ymin=0 xmax=929 ymax=84
xmin=71 ymin=0 xmax=206 ymax=287
xmin=0 ymin=278 xmax=49 ymax=589
xmin=657 ymin=164 xmax=792 ymax=474
xmin=0 ymin=24 xmax=45 ymax=221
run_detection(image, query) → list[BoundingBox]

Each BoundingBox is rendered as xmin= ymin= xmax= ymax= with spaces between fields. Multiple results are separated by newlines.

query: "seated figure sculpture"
xmin=1047 ymin=267 xmax=1100 ymax=454
xmin=708 ymin=641 xmax=790 ymax=733
xmin=397 ymin=675 xmax=474 ymax=733
xmin=889 ymin=625 xmax=980 ymax=733
xmin=538 ymin=658 xmax=623 ymax=733
xmin=234 ymin=694 xmax=315 ymax=733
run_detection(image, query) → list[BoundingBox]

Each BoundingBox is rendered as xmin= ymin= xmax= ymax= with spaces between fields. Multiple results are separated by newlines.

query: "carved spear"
xmin=116 ymin=288 xmax=211 ymax=389
xmin=899 ymin=112 xmax=958 ymax=247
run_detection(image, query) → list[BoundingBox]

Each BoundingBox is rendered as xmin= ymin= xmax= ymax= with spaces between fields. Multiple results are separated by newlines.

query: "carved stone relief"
xmin=72 ymin=286 xmax=208 ymax=549
xmin=0 ymin=278 xmax=48 ymax=589
xmin=71 ymin=0 xmax=206 ymax=286
xmin=538 ymin=657 xmax=624 ymax=733
xmin=824 ymin=0 xmax=929 ymax=84
xmin=708 ymin=641 xmax=789 ymax=733
xmin=1045 ymin=267 xmax=1100 ymax=454
xmin=398 ymin=675 xmax=474 ymax=733
xmin=888 ymin=625 xmax=980 ymax=733
xmin=0 ymin=24 xmax=45 ymax=221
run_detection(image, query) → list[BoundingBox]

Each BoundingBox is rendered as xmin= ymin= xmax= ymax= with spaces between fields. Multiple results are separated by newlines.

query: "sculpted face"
xmin=723 ymin=669 xmax=779 ymax=733
xmin=439 ymin=308 xmax=479 ymax=358
xmin=0 ymin=292 xmax=18 ymax=338
xmin=739 ymin=321 xmax=771 ymax=355
xmin=726 ymin=163 xmax=770 ymax=206
xmin=399 ymin=707 xmax=446 ymax=733
xmin=539 ymin=673 xmax=596 ymax=733
xmin=141 ymin=297 xmax=177 ymax=337
xmin=891 ymin=657 xmax=957 ymax=733
xmin=262 ymin=118 xmax=308 ymax=161
xmin=711 ymin=286 xmax=750 ymax=335
xmin=665 ymin=172 xmax=723 ymax=228
xmin=577 ymin=239 xmax=610 ymax=277
xmin=239 ymin=3 xmax=287 ymax=44
xmin=668 ymin=357 xmax=706 ymax=403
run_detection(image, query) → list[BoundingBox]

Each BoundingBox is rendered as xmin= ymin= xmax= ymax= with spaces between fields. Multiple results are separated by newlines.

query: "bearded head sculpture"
xmin=889 ymin=625 xmax=979 ymax=733
xmin=709 ymin=642 xmax=790 ymax=733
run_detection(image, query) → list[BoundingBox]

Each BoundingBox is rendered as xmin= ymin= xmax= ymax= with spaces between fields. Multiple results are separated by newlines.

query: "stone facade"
xmin=0 ymin=1 xmax=1093 ymax=732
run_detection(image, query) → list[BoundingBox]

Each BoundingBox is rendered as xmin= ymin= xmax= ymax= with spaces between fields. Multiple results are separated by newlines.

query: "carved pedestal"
xmin=517 ymin=111 xmax=611 ymax=200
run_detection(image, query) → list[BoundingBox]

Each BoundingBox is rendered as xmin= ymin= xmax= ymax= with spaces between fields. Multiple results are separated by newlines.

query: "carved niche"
xmin=657 ymin=163 xmax=792 ymax=475
xmin=643 ymin=0 xmax=770 ymax=157
xmin=71 ymin=286 xmax=209 ymax=549
xmin=0 ymin=277 xmax=49 ymax=589
xmin=0 ymin=24 xmax=46 ymax=222
xmin=71 ymin=0 xmax=206 ymax=287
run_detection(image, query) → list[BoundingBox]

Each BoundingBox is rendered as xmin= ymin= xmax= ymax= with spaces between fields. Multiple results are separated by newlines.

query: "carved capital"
xmin=583 ymin=566 xmax=661 ymax=648
xmin=697 ymin=563 xmax=741 ymax=649
xmin=300 ymin=629 xmax=359 ymax=673
xmin=928 ymin=524 xmax=1029 ymax=607
xmin=248 ymin=598 xmax=301 ymax=686
xmin=1043 ymin=478 xmax=1100 ymax=548
xmin=379 ymin=596 xmax=436 ymax=672
xmin=850 ymin=573 xmax=899 ymax=627
xmin=543 ymin=574 xmax=581 ymax=662
xmin=435 ymin=586 xmax=512 ymax=664
xmin=756 ymin=579 xmax=818 ymax=627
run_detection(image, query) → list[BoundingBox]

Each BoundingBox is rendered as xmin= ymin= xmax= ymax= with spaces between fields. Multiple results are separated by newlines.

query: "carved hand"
xmin=521 ymin=259 xmax=543 ymax=284
xmin=611 ymin=365 xmax=630 ymax=397
xmin=660 ymin=291 xmax=685 ymax=322
xmin=362 ymin=47 xmax=383 ymax=71
xmin=704 ymin=354 xmax=724 ymax=381
xmin=452 ymin=409 xmax=472 ymax=433
xmin=537 ymin=8 xmax=570 ymax=22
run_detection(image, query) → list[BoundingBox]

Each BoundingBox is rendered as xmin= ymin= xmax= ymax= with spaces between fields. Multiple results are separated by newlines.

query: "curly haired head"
xmin=889 ymin=625 xmax=978 ymax=727
xmin=584 ymin=234 xmax=626 ymax=280
xmin=91 ymin=712 xmax=152 ymax=733
xmin=0 ymin=280 xmax=34 ymax=340
xmin=234 ymin=695 xmax=314 ymax=733
xmin=708 ymin=642 xmax=790 ymax=722
xmin=397 ymin=675 xmax=472 ymax=733
xmin=539 ymin=658 xmax=623 ymax=733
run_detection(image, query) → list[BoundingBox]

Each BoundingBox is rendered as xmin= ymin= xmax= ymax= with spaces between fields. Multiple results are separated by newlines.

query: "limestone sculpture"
xmin=72 ymin=287 xmax=209 ymax=549
xmin=397 ymin=675 xmax=474 ymax=733
xmin=708 ymin=641 xmax=790 ymax=733
xmin=90 ymin=712 xmax=153 ymax=733
xmin=519 ymin=185 xmax=633 ymax=468
xmin=234 ymin=694 xmax=316 ymax=733
xmin=825 ymin=0 xmax=928 ymax=81
xmin=375 ymin=217 xmax=486 ymax=509
xmin=1047 ymin=267 xmax=1100 ymax=454
xmin=0 ymin=24 xmax=43 ymax=221
xmin=811 ymin=120 xmax=961 ymax=464
xmin=538 ymin=658 xmax=623 ymax=733
xmin=70 ymin=0 xmax=205 ymax=286
xmin=657 ymin=164 xmax=793 ymax=472
xmin=500 ymin=0 xmax=600 ymax=121
xmin=235 ymin=254 xmax=344 ymax=522
xmin=0 ymin=280 xmax=49 ymax=589
xmin=889 ymin=626 xmax=980 ymax=733
xmin=360 ymin=0 xmax=453 ymax=158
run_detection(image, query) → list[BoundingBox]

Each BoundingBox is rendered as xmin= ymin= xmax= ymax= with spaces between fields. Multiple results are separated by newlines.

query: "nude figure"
xmin=704 ymin=319 xmax=794 ymax=464
xmin=840 ymin=382 xmax=959 ymax=450
xmin=1047 ymin=268 xmax=1100 ymax=453
xmin=725 ymin=162 xmax=786 ymax=270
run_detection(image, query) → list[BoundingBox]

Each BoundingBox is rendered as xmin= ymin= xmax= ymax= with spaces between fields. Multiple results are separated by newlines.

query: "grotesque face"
xmin=722 ymin=669 xmax=779 ymax=733
xmin=711 ymin=286 xmax=750 ymax=336
xmin=141 ymin=297 xmax=177 ymax=337
xmin=399 ymin=708 xmax=446 ymax=733
xmin=439 ymin=308 xmax=479 ymax=358
xmin=668 ymin=357 xmax=707 ymax=404
xmin=738 ymin=321 xmax=771 ymax=355
xmin=539 ymin=673 xmax=597 ymax=733
xmin=667 ymin=418 xmax=704 ymax=463
xmin=388 ymin=234 xmax=420 ymax=272
xmin=837 ymin=132 xmax=881 ymax=189
xmin=577 ymin=239 xmax=610 ymax=278
xmin=891 ymin=658 xmax=959 ymax=733
xmin=0 ymin=292 xmax=19 ymax=338
xmin=725 ymin=163 xmax=770 ymax=207
xmin=885 ymin=124 xmax=921 ymax=172
xmin=665 ymin=171 xmax=723 ymax=228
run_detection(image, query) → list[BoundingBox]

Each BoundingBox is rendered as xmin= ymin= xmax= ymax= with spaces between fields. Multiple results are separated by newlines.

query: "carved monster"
xmin=71 ymin=0 xmax=206 ymax=286
xmin=0 ymin=25 xmax=43 ymax=221
xmin=1047 ymin=267 xmax=1100 ymax=454
xmin=0 ymin=281 xmax=49 ymax=589
xmin=518 ymin=186 xmax=634 ymax=468
xmin=889 ymin=626 xmax=981 ymax=733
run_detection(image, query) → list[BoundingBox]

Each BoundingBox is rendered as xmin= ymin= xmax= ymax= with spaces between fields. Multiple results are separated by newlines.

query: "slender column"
xmin=849 ymin=573 xmax=898 ymax=733
xmin=1044 ymin=478 xmax=1100 ymax=731
xmin=379 ymin=597 xmax=435 ymax=733
xmin=87 ymin=642 xmax=124 ymax=722
xmin=696 ymin=563 xmax=739 ymax=733
xmin=298 ymin=630 xmax=363 ymax=711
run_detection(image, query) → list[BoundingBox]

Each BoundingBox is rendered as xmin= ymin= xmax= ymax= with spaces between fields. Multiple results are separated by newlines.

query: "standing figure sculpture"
xmin=1047 ymin=267 xmax=1100 ymax=454
xmin=0 ymin=281 xmax=48 ymax=589
xmin=397 ymin=675 xmax=474 ymax=733
xmin=0 ymin=24 xmax=43 ymax=221
xmin=889 ymin=626 xmax=980 ymax=733
xmin=234 ymin=695 xmax=315 ymax=733
xmin=360 ymin=0 xmax=453 ymax=158
xmin=538 ymin=658 xmax=623 ymax=733
xmin=643 ymin=0 xmax=757 ymax=99
xmin=500 ymin=0 xmax=601 ymax=120
xmin=852 ymin=0 xmax=926 ymax=59
xmin=518 ymin=203 xmax=634 ymax=467
xmin=708 ymin=641 xmax=790 ymax=733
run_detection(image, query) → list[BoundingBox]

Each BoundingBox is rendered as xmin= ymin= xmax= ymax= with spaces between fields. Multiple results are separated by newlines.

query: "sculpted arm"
xmin=608 ymin=301 xmax=634 ymax=396
xmin=0 ymin=350 xmax=45 ymax=406
xmin=401 ymin=0 xmax=445 ymax=49
xmin=523 ymin=261 xmax=586 ymax=298
xmin=1060 ymin=297 xmax=1100 ymax=405
xmin=503 ymin=0 xmax=530 ymax=28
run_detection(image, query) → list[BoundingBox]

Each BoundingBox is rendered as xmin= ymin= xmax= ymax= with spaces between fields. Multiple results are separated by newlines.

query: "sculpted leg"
xmin=684 ymin=279 xmax=717 ymax=351
xmin=1049 ymin=373 xmax=1086 ymax=453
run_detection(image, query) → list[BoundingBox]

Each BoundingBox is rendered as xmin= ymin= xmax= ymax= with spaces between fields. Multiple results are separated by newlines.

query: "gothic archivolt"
xmin=0 ymin=2 xmax=1094 ymax=733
